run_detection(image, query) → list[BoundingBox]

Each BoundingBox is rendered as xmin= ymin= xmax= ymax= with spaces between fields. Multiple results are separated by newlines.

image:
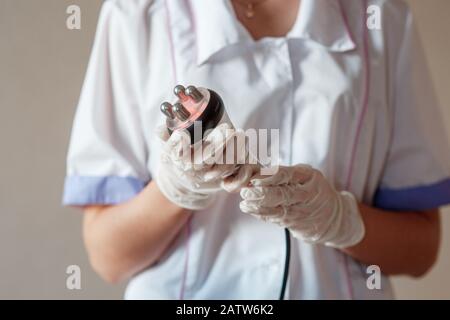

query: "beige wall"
xmin=0 ymin=0 xmax=448 ymax=299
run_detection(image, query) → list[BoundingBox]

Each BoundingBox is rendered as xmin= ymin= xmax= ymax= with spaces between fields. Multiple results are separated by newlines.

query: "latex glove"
xmin=240 ymin=164 xmax=365 ymax=249
xmin=155 ymin=122 xmax=256 ymax=210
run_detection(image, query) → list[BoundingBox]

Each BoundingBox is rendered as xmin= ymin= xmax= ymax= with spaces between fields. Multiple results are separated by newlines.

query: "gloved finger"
xmin=155 ymin=124 xmax=171 ymax=142
xmin=173 ymin=129 xmax=239 ymax=172
xmin=191 ymin=161 xmax=213 ymax=172
xmin=190 ymin=146 xmax=213 ymax=171
xmin=240 ymin=203 xmax=288 ymax=225
xmin=200 ymin=140 xmax=226 ymax=167
xmin=166 ymin=130 xmax=192 ymax=162
xmin=250 ymin=164 xmax=314 ymax=186
xmin=240 ymin=184 xmax=311 ymax=207
xmin=155 ymin=163 xmax=216 ymax=210
xmin=193 ymin=180 xmax=223 ymax=194
xmin=168 ymin=129 xmax=191 ymax=148
xmin=208 ymin=130 xmax=248 ymax=181
xmin=172 ymin=167 xmax=222 ymax=194
xmin=222 ymin=129 xmax=248 ymax=165
xmin=160 ymin=150 xmax=171 ymax=164
xmin=277 ymin=204 xmax=311 ymax=225
xmin=222 ymin=164 xmax=258 ymax=193
xmin=202 ymin=124 xmax=236 ymax=165
xmin=239 ymin=200 xmax=283 ymax=216
xmin=250 ymin=213 xmax=285 ymax=224
xmin=203 ymin=122 xmax=234 ymax=147
xmin=221 ymin=164 xmax=241 ymax=178
xmin=204 ymin=122 xmax=234 ymax=140
xmin=202 ymin=163 xmax=237 ymax=182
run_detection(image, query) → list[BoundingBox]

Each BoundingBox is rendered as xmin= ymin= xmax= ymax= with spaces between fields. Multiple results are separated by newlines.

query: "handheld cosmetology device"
xmin=160 ymin=84 xmax=291 ymax=300
xmin=160 ymin=85 xmax=230 ymax=145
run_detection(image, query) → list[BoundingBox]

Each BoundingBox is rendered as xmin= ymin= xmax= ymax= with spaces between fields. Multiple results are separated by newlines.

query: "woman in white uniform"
xmin=63 ymin=0 xmax=450 ymax=299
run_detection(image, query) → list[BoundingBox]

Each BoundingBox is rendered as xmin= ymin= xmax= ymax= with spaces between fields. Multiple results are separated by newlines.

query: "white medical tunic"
xmin=63 ymin=0 xmax=450 ymax=299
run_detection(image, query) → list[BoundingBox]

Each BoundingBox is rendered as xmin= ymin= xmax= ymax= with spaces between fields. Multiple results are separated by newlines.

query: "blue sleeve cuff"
xmin=62 ymin=176 xmax=149 ymax=206
xmin=373 ymin=178 xmax=450 ymax=211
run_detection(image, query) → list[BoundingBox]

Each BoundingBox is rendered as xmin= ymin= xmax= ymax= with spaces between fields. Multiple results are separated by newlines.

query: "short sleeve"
xmin=63 ymin=1 xmax=151 ymax=206
xmin=373 ymin=9 xmax=450 ymax=211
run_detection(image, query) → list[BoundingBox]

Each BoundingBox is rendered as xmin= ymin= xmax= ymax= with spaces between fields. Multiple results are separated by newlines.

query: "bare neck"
xmin=231 ymin=0 xmax=301 ymax=41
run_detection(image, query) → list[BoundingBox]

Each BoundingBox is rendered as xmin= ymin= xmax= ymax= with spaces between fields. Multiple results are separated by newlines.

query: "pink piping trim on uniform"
xmin=164 ymin=0 xmax=178 ymax=83
xmin=179 ymin=216 xmax=192 ymax=300
xmin=339 ymin=0 xmax=371 ymax=301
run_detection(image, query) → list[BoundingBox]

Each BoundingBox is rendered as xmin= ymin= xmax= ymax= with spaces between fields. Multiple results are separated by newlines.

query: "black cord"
xmin=279 ymin=228 xmax=291 ymax=300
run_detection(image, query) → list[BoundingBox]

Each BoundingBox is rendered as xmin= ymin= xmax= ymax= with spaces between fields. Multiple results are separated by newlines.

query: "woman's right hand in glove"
xmin=155 ymin=122 xmax=257 ymax=210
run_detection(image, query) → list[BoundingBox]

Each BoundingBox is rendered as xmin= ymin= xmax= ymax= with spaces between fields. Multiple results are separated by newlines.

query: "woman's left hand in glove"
xmin=239 ymin=164 xmax=366 ymax=249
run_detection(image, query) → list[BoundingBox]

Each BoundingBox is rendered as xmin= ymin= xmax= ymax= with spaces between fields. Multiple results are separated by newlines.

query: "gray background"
xmin=0 ymin=0 xmax=449 ymax=299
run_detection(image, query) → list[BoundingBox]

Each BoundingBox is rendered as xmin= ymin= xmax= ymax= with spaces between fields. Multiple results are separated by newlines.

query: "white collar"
xmin=188 ymin=0 xmax=356 ymax=65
